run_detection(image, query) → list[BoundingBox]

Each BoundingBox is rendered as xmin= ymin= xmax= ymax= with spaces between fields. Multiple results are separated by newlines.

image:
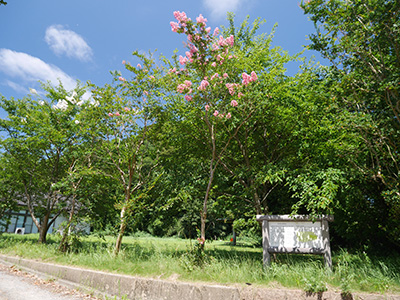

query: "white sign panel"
xmin=269 ymin=221 xmax=322 ymax=248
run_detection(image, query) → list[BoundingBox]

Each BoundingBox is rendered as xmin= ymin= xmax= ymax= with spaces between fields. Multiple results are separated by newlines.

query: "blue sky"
xmin=0 ymin=0 xmax=321 ymax=101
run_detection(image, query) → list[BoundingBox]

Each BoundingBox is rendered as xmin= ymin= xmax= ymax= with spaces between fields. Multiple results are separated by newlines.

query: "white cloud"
xmin=203 ymin=0 xmax=242 ymax=20
xmin=0 ymin=49 xmax=77 ymax=91
xmin=45 ymin=25 xmax=93 ymax=62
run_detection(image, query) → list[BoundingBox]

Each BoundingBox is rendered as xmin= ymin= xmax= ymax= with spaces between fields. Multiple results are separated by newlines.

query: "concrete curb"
xmin=0 ymin=255 xmax=398 ymax=300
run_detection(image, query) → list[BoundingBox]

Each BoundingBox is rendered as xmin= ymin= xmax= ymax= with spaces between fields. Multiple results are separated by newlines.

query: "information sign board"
xmin=256 ymin=215 xmax=333 ymax=269
xmin=269 ymin=221 xmax=322 ymax=249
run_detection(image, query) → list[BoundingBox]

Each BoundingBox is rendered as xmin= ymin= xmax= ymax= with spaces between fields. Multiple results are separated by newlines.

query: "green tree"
xmin=0 ymin=82 xmax=90 ymax=243
xmin=0 ymin=155 xmax=18 ymax=231
xmin=302 ymin=0 xmax=400 ymax=245
xmin=87 ymin=52 xmax=163 ymax=255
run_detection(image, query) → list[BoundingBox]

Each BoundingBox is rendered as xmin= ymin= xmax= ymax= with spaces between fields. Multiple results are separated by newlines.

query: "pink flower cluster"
xmin=198 ymin=79 xmax=210 ymax=91
xmin=242 ymin=71 xmax=258 ymax=86
xmin=170 ymin=22 xmax=179 ymax=32
xmin=210 ymin=73 xmax=220 ymax=81
xmin=171 ymin=12 xmax=257 ymax=122
xmin=212 ymin=110 xmax=232 ymax=119
xmin=196 ymin=14 xmax=207 ymax=26
xmin=226 ymin=83 xmax=240 ymax=95
xmin=174 ymin=11 xmax=190 ymax=23
xmin=218 ymin=35 xmax=234 ymax=47
xmin=177 ymin=80 xmax=193 ymax=94
xmin=170 ymin=11 xmax=235 ymax=70
xmin=179 ymin=55 xmax=188 ymax=65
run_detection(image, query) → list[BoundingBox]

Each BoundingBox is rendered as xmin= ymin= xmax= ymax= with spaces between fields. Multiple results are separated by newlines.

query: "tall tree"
xmin=0 ymin=83 xmax=90 ymax=243
xmin=302 ymin=0 xmax=400 ymax=244
xmin=167 ymin=11 xmax=260 ymax=246
xmin=87 ymin=52 xmax=163 ymax=255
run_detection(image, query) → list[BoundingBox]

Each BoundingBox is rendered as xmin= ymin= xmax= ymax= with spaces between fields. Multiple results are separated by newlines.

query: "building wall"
xmin=0 ymin=210 xmax=90 ymax=235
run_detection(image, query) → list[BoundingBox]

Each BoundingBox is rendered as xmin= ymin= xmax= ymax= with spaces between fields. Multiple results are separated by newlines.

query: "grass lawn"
xmin=0 ymin=233 xmax=399 ymax=295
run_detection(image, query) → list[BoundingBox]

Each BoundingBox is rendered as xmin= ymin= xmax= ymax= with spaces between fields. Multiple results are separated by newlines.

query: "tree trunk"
xmin=114 ymin=205 xmax=127 ymax=256
xmin=38 ymin=214 xmax=49 ymax=244
xmin=59 ymin=197 xmax=75 ymax=252
xmin=200 ymin=162 xmax=215 ymax=249
xmin=59 ymin=222 xmax=71 ymax=252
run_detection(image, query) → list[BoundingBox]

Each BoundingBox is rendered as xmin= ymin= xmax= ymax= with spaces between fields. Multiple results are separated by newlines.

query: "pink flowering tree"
xmin=168 ymin=11 xmax=260 ymax=246
xmin=86 ymin=52 xmax=162 ymax=255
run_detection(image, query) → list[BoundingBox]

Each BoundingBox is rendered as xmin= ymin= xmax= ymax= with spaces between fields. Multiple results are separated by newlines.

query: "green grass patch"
xmin=0 ymin=233 xmax=399 ymax=295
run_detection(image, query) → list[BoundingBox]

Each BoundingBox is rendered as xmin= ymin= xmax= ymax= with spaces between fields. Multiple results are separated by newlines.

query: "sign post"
xmin=256 ymin=215 xmax=334 ymax=269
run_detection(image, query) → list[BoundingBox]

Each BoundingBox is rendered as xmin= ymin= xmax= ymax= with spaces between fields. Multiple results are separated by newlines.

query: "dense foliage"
xmin=0 ymin=4 xmax=399 ymax=254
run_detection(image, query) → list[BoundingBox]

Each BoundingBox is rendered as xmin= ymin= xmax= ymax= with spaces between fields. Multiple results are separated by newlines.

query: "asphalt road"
xmin=0 ymin=264 xmax=98 ymax=300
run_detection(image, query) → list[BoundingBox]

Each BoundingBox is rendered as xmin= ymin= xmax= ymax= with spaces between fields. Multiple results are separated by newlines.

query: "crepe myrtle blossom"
xmin=179 ymin=55 xmax=188 ymax=65
xmin=170 ymin=21 xmax=179 ymax=32
xmin=218 ymin=35 xmax=234 ymax=47
xmin=29 ymin=88 xmax=38 ymax=95
xmin=242 ymin=71 xmax=258 ymax=86
xmin=177 ymin=80 xmax=193 ymax=94
xmin=53 ymin=99 xmax=68 ymax=110
xmin=213 ymin=110 xmax=219 ymax=117
xmin=198 ymin=80 xmax=209 ymax=91
xmin=226 ymin=113 xmax=232 ymax=119
xmin=231 ymin=100 xmax=238 ymax=107
xmin=90 ymin=99 xmax=100 ymax=107
xmin=185 ymin=95 xmax=193 ymax=101
xmin=66 ymin=91 xmax=78 ymax=104
xmin=210 ymin=73 xmax=219 ymax=81
xmin=196 ymin=14 xmax=207 ymax=26
xmin=119 ymin=76 xmax=126 ymax=82
xmin=226 ymin=83 xmax=237 ymax=95
xmin=122 ymin=60 xmax=126 ymax=64
xmin=226 ymin=35 xmax=234 ymax=47
xmin=213 ymin=27 xmax=219 ymax=36
xmin=115 ymin=112 xmax=120 ymax=116
xmin=251 ymin=71 xmax=258 ymax=81
xmin=124 ymin=107 xmax=130 ymax=112
xmin=173 ymin=11 xmax=190 ymax=23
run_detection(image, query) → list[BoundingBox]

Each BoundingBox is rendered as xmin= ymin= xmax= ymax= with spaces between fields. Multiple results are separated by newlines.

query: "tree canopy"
xmin=0 ymin=6 xmax=399 ymax=252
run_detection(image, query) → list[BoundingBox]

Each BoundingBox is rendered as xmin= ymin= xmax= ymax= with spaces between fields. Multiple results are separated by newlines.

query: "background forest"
xmin=0 ymin=0 xmax=399 ymax=257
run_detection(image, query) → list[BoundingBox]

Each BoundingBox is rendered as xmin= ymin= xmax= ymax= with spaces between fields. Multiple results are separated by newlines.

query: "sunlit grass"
xmin=0 ymin=233 xmax=399 ymax=295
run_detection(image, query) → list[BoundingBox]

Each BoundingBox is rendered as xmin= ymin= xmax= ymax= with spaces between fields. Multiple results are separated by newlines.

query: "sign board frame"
xmin=256 ymin=215 xmax=334 ymax=269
